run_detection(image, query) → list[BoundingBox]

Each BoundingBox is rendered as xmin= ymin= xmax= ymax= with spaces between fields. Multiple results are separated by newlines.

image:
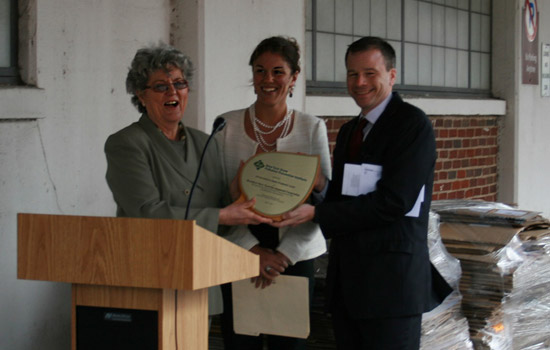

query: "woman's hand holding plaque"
xmin=238 ymin=152 xmax=320 ymax=221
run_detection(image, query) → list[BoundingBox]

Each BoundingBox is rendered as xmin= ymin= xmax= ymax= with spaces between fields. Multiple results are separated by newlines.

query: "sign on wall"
xmin=542 ymin=44 xmax=550 ymax=97
xmin=522 ymin=0 xmax=539 ymax=85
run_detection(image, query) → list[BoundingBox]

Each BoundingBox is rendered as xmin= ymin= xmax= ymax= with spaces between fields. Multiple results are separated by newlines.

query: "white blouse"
xmin=216 ymin=106 xmax=332 ymax=264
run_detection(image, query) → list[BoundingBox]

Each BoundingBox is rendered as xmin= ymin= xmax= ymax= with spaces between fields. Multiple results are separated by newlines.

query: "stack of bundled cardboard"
xmin=420 ymin=212 xmax=474 ymax=350
xmin=503 ymin=230 xmax=550 ymax=350
xmin=432 ymin=200 xmax=550 ymax=350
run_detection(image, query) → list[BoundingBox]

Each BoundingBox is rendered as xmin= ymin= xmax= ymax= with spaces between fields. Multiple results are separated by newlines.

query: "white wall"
xmin=493 ymin=0 xmax=519 ymax=208
xmin=494 ymin=0 xmax=550 ymax=218
xmin=202 ymin=0 xmax=306 ymax=125
xmin=173 ymin=0 xmax=306 ymax=131
xmin=0 ymin=1 xmax=172 ymax=349
xmin=516 ymin=0 xmax=550 ymax=217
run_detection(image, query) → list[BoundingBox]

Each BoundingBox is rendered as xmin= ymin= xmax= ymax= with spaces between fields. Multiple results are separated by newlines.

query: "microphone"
xmin=212 ymin=116 xmax=226 ymax=133
xmin=184 ymin=117 xmax=226 ymax=220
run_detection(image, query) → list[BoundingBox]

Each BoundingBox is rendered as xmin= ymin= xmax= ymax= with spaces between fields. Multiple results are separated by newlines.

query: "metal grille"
xmin=306 ymin=0 xmax=492 ymax=97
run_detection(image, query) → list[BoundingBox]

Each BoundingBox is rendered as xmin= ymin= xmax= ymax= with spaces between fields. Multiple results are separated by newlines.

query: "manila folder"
xmin=232 ymin=275 xmax=310 ymax=339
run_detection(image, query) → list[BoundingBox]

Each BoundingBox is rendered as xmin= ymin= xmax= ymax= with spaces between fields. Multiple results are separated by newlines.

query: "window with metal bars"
xmin=306 ymin=0 xmax=492 ymax=97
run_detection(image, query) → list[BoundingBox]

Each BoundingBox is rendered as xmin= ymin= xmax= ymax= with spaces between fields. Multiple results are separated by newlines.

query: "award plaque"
xmin=239 ymin=152 xmax=320 ymax=220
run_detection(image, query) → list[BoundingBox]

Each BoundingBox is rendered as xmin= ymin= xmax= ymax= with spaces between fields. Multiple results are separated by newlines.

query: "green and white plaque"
xmin=239 ymin=152 xmax=320 ymax=220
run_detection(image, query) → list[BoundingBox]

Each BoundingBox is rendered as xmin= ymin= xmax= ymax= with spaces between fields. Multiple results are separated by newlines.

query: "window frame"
xmin=0 ymin=0 xmax=20 ymax=85
xmin=306 ymin=0 xmax=492 ymax=98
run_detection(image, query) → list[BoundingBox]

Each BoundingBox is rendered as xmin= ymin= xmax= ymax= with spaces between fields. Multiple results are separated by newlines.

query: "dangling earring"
xmin=289 ymin=86 xmax=294 ymax=98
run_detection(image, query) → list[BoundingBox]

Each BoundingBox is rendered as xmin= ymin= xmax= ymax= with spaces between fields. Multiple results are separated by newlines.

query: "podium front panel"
xmin=76 ymin=306 xmax=158 ymax=350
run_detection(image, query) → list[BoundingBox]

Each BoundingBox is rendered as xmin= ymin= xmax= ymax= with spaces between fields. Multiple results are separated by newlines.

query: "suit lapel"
xmin=137 ymin=114 xmax=198 ymax=185
xmin=360 ymin=92 xmax=402 ymax=160
xmin=337 ymin=115 xmax=361 ymax=164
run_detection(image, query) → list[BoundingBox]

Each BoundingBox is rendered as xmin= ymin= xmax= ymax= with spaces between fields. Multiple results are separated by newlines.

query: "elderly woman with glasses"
xmin=104 ymin=43 xmax=271 ymax=318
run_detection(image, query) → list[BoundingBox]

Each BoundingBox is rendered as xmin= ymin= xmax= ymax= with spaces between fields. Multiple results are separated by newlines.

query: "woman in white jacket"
xmin=216 ymin=36 xmax=331 ymax=350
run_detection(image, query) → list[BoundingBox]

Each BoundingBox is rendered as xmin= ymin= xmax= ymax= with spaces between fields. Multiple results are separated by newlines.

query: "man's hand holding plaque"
xmin=238 ymin=152 xmax=320 ymax=221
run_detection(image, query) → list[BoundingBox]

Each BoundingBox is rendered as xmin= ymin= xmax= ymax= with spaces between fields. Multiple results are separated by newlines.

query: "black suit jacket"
xmin=315 ymin=92 xmax=451 ymax=319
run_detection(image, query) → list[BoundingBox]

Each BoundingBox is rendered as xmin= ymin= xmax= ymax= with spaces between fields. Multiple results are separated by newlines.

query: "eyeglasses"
xmin=144 ymin=80 xmax=189 ymax=93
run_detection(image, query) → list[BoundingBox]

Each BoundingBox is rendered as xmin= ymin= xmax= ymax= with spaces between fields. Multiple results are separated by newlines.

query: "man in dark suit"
xmin=274 ymin=37 xmax=451 ymax=349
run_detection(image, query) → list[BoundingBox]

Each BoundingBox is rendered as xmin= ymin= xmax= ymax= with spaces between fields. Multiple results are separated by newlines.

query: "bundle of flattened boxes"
xmin=423 ymin=200 xmax=550 ymax=350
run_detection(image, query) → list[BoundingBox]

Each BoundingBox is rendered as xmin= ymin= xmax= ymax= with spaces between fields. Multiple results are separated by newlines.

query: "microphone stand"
xmin=184 ymin=116 xmax=226 ymax=219
xmin=175 ymin=117 xmax=226 ymax=350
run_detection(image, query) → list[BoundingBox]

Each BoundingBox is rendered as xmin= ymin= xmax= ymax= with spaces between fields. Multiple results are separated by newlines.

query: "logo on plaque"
xmin=239 ymin=152 xmax=320 ymax=220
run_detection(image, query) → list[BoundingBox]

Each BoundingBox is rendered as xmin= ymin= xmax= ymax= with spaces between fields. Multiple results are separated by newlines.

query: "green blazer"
xmin=105 ymin=114 xmax=230 ymax=314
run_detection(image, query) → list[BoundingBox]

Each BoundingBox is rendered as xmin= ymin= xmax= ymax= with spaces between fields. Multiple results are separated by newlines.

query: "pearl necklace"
xmin=249 ymin=104 xmax=293 ymax=152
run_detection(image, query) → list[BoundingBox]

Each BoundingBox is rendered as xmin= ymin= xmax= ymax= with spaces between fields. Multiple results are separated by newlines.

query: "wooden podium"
xmin=17 ymin=213 xmax=259 ymax=350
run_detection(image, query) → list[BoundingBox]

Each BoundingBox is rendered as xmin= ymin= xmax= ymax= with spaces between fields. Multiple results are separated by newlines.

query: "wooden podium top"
xmin=17 ymin=213 xmax=259 ymax=290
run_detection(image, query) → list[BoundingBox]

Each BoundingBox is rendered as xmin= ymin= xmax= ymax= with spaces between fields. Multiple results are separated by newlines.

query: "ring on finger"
xmin=265 ymin=265 xmax=272 ymax=272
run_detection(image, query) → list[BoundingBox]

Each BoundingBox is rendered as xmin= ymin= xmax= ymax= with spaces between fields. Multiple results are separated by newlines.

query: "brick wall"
xmin=322 ymin=115 xmax=500 ymax=201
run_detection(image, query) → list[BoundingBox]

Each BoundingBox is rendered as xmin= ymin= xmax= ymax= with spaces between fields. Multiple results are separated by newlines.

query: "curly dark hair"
xmin=249 ymin=36 xmax=301 ymax=74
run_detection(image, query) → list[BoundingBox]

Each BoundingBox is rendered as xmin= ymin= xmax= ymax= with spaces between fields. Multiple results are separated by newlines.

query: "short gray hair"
xmin=126 ymin=42 xmax=194 ymax=113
